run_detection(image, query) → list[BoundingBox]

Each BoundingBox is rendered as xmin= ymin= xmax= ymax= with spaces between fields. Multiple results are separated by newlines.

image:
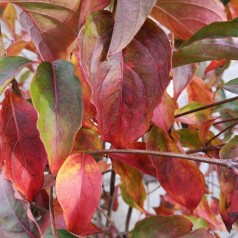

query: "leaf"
xmin=150 ymin=0 xmax=226 ymax=40
xmin=30 ymin=60 xmax=83 ymax=175
xmin=223 ymin=78 xmax=238 ymax=94
xmin=114 ymin=160 xmax=146 ymax=212
xmin=78 ymin=0 xmax=110 ymax=30
xmin=56 ymin=153 xmax=102 ymax=235
xmin=173 ymin=18 xmax=238 ymax=67
xmin=175 ymin=102 xmax=211 ymax=126
xmin=108 ymin=0 xmax=157 ymax=55
xmin=110 ymin=142 xmax=157 ymax=177
xmin=44 ymin=228 xmax=78 ymax=238
xmin=205 ymin=59 xmax=228 ymax=74
xmin=0 ymin=90 xmax=47 ymax=201
xmin=0 ymin=56 xmax=32 ymax=88
xmin=180 ymin=229 xmax=214 ymax=238
xmin=219 ymin=136 xmax=238 ymax=231
xmin=0 ymin=173 xmax=41 ymax=238
xmin=87 ymin=12 xmax=172 ymax=147
xmin=146 ymin=127 xmax=205 ymax=211
xmin=187 ymin=76 xmax=214 ymax=105
xmin=130 ymin=215 xmax=192 ymax=238
xmin=152 ymin=92 xmax=176 ymax=132
xmin=3 ymin=0 xmax=81 ymax=61
xmin=3 ymin=3 xmax=16 ymax=32
xmin=173 ymin=64 xmax=197 ymax=100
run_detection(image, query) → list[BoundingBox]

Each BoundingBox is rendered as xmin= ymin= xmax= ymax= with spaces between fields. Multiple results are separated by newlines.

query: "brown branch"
xmin=98 ymin=206 xmax=123 ymax=238
xmin=87 ymin=149 xmax=237 ymax=169
xmin=205 ymin=122 xmax=238 ymax=146
xmin=125 ymin=207 xmax=133 ymax=233
xmin=186 ymin=144 xmax=225 ymax=154
xmin=49 ymin=186 xmax=58 ymax=238
xmin=213 ymin=117 xmax=238 ymax=125
xmin=175 ymin=96 xmax=238 ymax=118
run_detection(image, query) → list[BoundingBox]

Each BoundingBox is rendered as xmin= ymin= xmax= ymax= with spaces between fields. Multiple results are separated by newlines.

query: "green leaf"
xmin=30 ymin=60 xmax=83 ymax=175
xmin=0 ymin=56 xmax=32 ymax=93
xmin=44 ymin=228 xmax=78 ymax=238
xmin=173 ymin=18 xmax=238 ymax=67
xmin=223 ymin=78 xmax=238 ymax=95
xmin=130 ymin=215 xmax=192 ymax=238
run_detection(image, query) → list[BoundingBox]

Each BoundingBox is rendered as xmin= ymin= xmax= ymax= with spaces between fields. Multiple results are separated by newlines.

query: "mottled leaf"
xmin=173 ymin=64 xmax=197 ymax=100
xmin=85 ymin=12 xmax=172 ymax=147
xmin=0 ymin=90 xmax=47 ymax=201
xmin=220 ymin=136 xmax=238 ymax=231
xmin=56 ymin=153 xmax=102 ymax=235
xmin=223 ymin=78 xmax=238 ymax=94
xmin=2 ymin=3 xmax=16 ymax=32
xmin=130 ymin=215 xmax=192 ymax=238
xmin=147 ymin=127 xmax=205 ymax=211
xmin=0 ymin=173 xmax=41 ymax=238
xmin=114 ymin=161 xmax=146 ymax=212
xmin=150 ymin=0 xmax=226 ymax=40
xmin=30 ymin=60 xmax=83 ymax=175
xmin=0 ymin=56 xmax=32 ymax=88
xmin=108 ymin=0 xmax=157 ymax=55
xmin=152 ymin=92 xmax=176 ymax=132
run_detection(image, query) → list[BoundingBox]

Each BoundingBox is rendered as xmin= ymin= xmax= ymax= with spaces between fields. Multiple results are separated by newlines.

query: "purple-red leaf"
xmin=108 ymin=0 xmax=157 ymax=55
xmin=173 ymin=64 xmax=197 ymax=100
xmin=56 ymin=153 xmax=102 ymax=235
xmin=80 ymin=11 xmax=172 ymax=148
xmin=150 ymin=0 xmax=226 ymax=40
xmin=220 ymin=136 xmax=238 ymax=231
xmin=147 ymin=127 xmax=205 ymax=211
xmin=0 ymin=173 xmax=42 ymax=238
xmin=0 ymin=90 xmax=47 ymax=201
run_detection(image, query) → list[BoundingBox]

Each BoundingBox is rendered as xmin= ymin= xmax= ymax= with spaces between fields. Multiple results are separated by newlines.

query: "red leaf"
xmin=199 ymin=118 xmax=217 ymax=145
xmin=0 ymin=90 xmax=47 ymax=201
xmin=108 ymin=0 xmax=157 ymax=55
xmin=110 ymin=142 xmax=156 ymax=177
xmin=173 ymin=64 xmax=197 ymax=100
xmin=150 ymin=0 xmax=226 ymax=40
xmin=219 ymin=136 xmax=238 ymax=231
xmin=56 ymin=153 xmax=102 ymax=235
xmin=152 ymin=92 xmax=176 ymax=132
xmin=81 ymin=11 xmax=172 ymax=147
xmin=205 ymin=59 xmax=228 ymax=74
xmin=147 ymin=127 xmax=205 ymax=211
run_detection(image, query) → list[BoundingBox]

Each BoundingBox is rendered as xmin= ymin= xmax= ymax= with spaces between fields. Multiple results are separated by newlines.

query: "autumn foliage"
xmin=1 ymin=0 xmax=238 ymax=237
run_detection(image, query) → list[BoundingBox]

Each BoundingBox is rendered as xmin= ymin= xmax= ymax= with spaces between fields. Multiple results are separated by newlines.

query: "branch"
xmin=213 ymin=116 xmax=238 ymax=125
xmin=87 ymin=149 xmax=237 ymax=169
xmin=98 ymin=206 xmax=123 ymax=238
xmin=49 ymin=186 xmax=58 ymax=238
xmin=175 ymin=96 xmax=238 ymax=118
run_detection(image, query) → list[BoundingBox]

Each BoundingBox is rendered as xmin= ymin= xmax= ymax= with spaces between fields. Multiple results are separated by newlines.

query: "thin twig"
xmin=98 ymin=206 xmax=123 ymax=238
xmin=206 ymin=122 xmax=238 ymax=145
xmin=213 ymin=117 xmax=238 ymax=125
xmin=106 ymin=170 xmax=116 ymax=227
xmin=86 ymin=149 xmax=237 ymax=169
xmin=125 ymin=207 xmax=133 ymax=233
xmin=175 ymin=96 xmax=238 ymax=118
xmin=186 ymin=144 xmax=225 ymax=154
xmin=49 ymin=186 xmax=58 ymax=238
